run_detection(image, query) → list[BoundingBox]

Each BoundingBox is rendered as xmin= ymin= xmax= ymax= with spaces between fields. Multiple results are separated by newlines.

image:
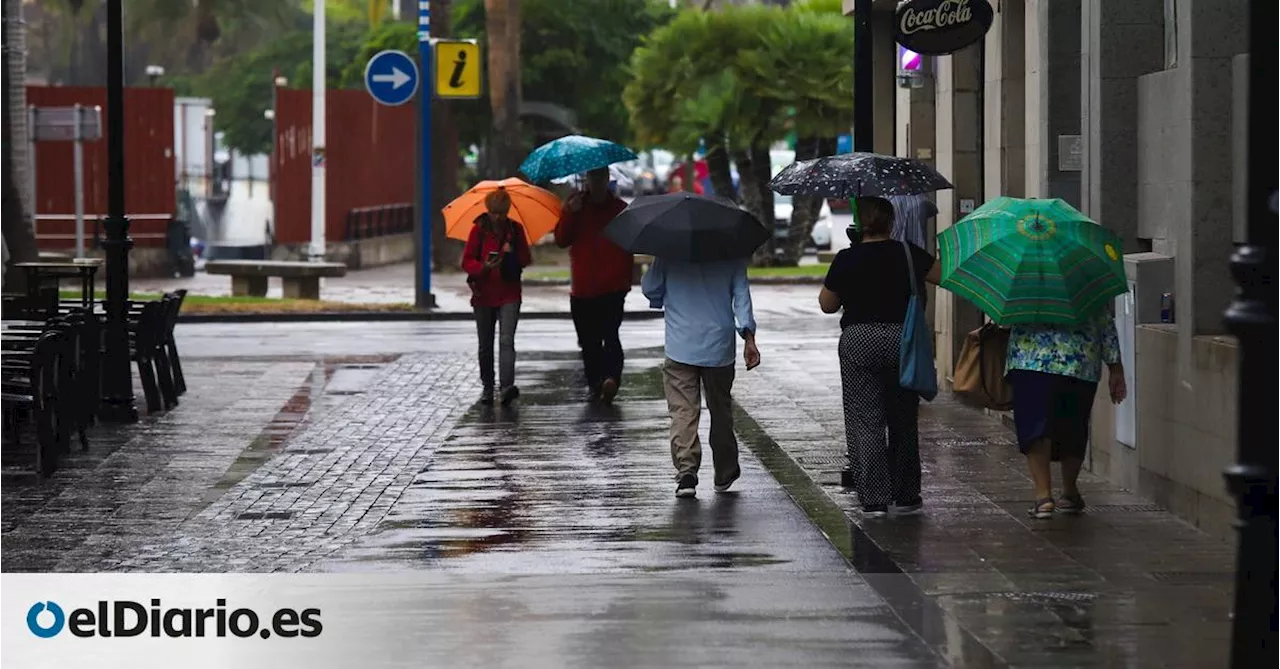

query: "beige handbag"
xmin=953 ymin=322 xmax=1014 ymax=411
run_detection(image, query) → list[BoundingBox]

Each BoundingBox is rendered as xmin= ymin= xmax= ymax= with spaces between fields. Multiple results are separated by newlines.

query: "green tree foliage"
xmin=192 ymin=18 xmax=367 ymax=155
xmin=441 ymin=0 xmax=673 ymax=148
xmin=624 ymin=4 xmax=853 ymax=265
xmin=125 ymin=0 xmax=295 ymax=72
xmin=791 ymin=0 xmax=844 ymax=15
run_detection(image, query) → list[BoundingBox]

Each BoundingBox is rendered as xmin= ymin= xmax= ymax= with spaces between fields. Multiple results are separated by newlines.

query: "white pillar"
xmin=310 ymin=0 xmax=327 ymax=261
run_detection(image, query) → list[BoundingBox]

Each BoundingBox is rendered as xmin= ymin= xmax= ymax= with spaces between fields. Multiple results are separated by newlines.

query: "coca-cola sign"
xmin=894 ymin=0 xmax=995 ymax=56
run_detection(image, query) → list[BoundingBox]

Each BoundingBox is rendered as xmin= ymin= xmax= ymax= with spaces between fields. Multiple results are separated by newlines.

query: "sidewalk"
xmin=733 ymin=338 xmax=1236 ymax=668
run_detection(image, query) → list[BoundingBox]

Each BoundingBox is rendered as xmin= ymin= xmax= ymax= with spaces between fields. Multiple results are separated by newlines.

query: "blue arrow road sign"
xmin=364 ymin=50 xmax=419 ymax=106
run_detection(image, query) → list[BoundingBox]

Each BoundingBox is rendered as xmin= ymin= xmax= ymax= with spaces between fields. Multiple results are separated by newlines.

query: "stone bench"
xmin=205 ymin=260 xmax=347 ymax=300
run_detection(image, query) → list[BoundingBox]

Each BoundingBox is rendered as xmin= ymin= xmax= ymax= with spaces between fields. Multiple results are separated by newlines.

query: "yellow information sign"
xmin=434 ymin=40 xmax=482 ymax=99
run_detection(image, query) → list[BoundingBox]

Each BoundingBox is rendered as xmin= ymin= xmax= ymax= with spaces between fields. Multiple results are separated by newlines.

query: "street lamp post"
xmin=101 ymin=0 xmax=137 ymax=422
xmin=851 ymin=0 xmax=873 ymax=153
xmin=1224 ymin=2 xmax=1277 ymax=666
xmin=145 ymin=64 xmax=165 ymax=87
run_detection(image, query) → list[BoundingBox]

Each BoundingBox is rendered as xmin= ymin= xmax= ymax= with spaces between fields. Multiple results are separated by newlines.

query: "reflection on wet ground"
xmin=734 ymin=336 xmax=1239 ymax=669
xmin=318 ymin=357 xmax=940 ymax=666
xmin=324 ymin=360 xmax=846 ymax=574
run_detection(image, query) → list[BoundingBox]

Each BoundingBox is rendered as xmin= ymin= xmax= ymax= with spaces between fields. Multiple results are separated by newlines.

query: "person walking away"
xmin=555 ymin=167 xmax=633 ymax=403
xmin=818 ymin=196 xmax=941 ymax=518
xmin=1007 ymin=314 xmax=1126 ymax=518
xmin=885 ymin=194 xmax=938 ymax=249
xmin=643 ymin=256 xmax=760 ymax=498
xmin=461 ymin=188 xmax=532 ymax=406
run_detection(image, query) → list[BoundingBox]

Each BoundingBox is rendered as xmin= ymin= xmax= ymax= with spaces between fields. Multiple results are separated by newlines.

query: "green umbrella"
xmin=937 ymin=197 xmax=1127 ymax=325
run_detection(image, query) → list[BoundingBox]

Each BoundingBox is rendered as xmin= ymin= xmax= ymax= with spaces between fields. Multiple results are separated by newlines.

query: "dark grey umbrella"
xmin=769 ymin=152 xmax=953 ymax=198
xmin=603 ymin=193 xmax=769 ymax=263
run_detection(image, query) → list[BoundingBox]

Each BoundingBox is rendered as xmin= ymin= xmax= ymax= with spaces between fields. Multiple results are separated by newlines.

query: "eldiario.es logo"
xmin=27 ymin=599 xmax=322 ymax=639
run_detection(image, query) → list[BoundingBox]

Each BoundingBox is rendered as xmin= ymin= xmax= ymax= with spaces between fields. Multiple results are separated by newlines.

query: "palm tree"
xmin=3 ymin=0 xmax=39 ymax=286
xmin=484 ymin=0 xmax=522 ymax=178
xmin=125 ymin=0 xmax=293 ymax=72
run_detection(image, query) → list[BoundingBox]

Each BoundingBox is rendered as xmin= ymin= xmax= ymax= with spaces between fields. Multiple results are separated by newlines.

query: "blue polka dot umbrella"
xmin=519 ymin=135 xmax=639 ymax=184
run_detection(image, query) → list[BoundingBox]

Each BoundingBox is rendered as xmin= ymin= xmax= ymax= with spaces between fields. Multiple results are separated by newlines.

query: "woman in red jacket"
xmin=461 ymin=188 xmax=532 ymax=405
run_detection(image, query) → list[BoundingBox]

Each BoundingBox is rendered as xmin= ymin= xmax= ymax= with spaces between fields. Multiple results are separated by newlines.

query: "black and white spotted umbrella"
xmin=769 ymin=152 xmax=953 ymax=198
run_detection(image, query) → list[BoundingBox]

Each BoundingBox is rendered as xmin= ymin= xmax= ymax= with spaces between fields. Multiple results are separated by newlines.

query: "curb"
xmin=524 ymin=276 xmax=824 ymax=287
xmin=178 ymin=310 xmax=666 ymax=324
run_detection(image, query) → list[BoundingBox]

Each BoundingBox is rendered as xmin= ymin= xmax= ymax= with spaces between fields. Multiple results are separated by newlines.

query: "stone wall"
xmin=1089 ymin=326 xmax=1239 ymax=542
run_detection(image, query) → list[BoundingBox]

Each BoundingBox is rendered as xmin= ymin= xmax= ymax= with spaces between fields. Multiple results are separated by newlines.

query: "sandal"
xmin=1026 ymin=497 xmax=1055 ymax=519
xmin=1057 ymin=493 xmax=1086 ymax=515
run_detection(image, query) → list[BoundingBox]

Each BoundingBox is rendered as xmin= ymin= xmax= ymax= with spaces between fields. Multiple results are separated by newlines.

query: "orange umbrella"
xmin=443 ymin=177 xmax=563 ymax=245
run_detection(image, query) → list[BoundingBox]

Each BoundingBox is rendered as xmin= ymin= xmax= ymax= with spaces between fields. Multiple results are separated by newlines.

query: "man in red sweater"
xmin=555 ymin=167 xmax=633 ymax=403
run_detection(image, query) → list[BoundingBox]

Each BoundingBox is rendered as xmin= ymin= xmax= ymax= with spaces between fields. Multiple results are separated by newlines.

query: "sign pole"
xmin=311 ymin=0 xmax=327 ymax=262
xmin=28 ymin=107 xmax=37 ymax=239
xmin=416 ymin=3 xmax=435 ymax=308
xmin=73 ymin=104 xmax=86 ymax=258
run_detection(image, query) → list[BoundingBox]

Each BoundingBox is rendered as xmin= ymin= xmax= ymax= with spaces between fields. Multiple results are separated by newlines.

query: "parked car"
xmin=633 ymin=149 xmax=676 ymax=195
xmin=610 ymin=163 xmax=636 ymax=196
xmin=773 ymin=194 xmax=835 ymax=250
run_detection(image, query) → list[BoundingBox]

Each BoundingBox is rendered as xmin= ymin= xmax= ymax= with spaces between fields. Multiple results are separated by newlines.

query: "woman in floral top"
xmin=1006 ymin=310 xmax=1127 ymax=518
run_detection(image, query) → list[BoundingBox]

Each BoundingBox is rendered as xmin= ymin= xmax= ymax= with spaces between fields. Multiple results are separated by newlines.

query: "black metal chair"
xmin=2 ymin=328 xmax=73 ymax=476
xmin=162 ymin=289 xmax=187 ymax=396
xmin=150 ymin=294 xmax=180 ymax=410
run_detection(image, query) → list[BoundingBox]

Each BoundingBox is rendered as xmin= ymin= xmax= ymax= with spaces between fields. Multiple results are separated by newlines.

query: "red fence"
xmin=272 ymin=88 xmax=416 ymax=245
xmin=26 ymin=86 xmax=176 ymax=249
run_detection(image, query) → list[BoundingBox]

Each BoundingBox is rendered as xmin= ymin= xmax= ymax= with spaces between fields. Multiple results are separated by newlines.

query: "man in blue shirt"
xmin=642 ymin=257 xmax=760 ymax=498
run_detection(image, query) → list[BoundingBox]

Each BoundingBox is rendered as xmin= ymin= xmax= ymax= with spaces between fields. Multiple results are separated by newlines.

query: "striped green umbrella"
xmin=937 ymin=197 xmax=1127 ymax=325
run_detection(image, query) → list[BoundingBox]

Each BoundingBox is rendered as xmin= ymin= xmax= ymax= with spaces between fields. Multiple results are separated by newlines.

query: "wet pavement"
xmin=0 ymin=313 xmax=1237 ymax=667
xmin=733 ymin=332 xmax=1237 ymax=668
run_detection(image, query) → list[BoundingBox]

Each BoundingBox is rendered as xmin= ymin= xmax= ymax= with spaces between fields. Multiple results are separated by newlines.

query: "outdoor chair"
xmin=1 ymin=327 xmax=74 ymax=476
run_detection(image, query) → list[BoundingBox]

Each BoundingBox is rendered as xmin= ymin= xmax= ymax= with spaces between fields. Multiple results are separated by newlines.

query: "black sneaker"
xmin=500 ymin=386 xmax=520 ymax=405
xmin=861 ymin=504 xmax=888 ymax=519
xmin=676 ymin=474 xmax=698 ymax=498
xmin=714 ymin=466 xmax=741 ymax=493
xmin=480 ymin=388 xmax=495 ymax=405
xmin=891 ymin=497 xmax=924 ymax=516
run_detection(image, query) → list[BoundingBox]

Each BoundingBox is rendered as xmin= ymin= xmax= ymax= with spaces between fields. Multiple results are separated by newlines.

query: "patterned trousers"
xmin=838 ymin=323 xmax=922 ymax=506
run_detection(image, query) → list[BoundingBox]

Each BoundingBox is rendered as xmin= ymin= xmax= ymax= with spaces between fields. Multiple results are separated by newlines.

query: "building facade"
xmin=848 ymin=0 xmax=1249 ymax=540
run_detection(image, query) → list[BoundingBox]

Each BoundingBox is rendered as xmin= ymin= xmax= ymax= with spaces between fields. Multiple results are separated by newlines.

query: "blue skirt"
xmin=1008 ymin=369 xmax=1098 ymax=460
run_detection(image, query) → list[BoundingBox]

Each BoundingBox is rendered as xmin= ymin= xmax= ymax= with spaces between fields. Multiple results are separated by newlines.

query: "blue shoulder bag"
xmin=899 ymin=242 xmax=938 ymax=401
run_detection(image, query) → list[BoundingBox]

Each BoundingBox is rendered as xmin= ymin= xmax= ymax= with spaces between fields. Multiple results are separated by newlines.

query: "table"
xmin=13 ymin=259 xmax=103 ymax=314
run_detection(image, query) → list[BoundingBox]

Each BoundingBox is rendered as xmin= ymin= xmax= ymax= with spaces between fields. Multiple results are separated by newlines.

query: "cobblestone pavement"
xmin=312 ymin=356 xmax=941 ymax=666
xmin=120 ymin=354 xmax=470 ymax=572
xmin=733 ymin=329 xmax=1236 ymax=668
xmin=1 ymin=316 xmax=1240 ymax=667
xmin=2 ymin=359 xmax=316 ymax=570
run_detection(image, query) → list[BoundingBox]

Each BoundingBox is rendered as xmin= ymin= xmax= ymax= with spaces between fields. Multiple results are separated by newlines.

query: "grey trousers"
xmin=662 ymin=358 xmax=738 ymax=482
xmin=474 ymin=302 xmax=521 ymax=391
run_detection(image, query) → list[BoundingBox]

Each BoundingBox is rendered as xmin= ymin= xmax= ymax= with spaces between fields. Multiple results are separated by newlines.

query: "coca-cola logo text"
xmin=893 ymin=0 xmax=994 ymax=56
xmin=899 ymin=0 xmax=973 ymax=35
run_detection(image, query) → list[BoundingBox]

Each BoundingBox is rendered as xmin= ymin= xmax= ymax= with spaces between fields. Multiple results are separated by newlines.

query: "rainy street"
xmin=0 ymin=308 xmax=1235 ymax=667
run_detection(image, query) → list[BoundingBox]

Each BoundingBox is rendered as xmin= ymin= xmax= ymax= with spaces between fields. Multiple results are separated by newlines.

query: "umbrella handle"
xmin=847 ymin=199 xmax=863 ymax=245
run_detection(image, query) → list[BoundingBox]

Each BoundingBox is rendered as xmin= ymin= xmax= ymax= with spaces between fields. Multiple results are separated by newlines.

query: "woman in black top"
xmin=818 ymin=196 xmax=941 ymax=518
